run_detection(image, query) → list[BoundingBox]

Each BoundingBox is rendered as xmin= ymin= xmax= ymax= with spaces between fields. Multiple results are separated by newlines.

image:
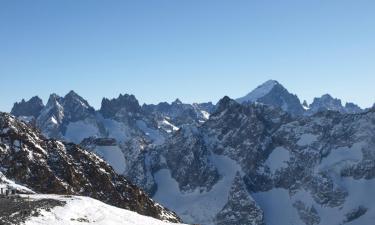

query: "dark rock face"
xmin=215 ymin=173 xmax=265 ymax=225
xmin=62 ymin=91 xmax=96 ymax=122
xmin=100 ymin=94 xmax=141 ymax=119
xmin=11 ymin=96 xmax=44 ymax=118
xmin=293 ymin=201 xmax=320 ymax=225
xmin=344 ymin=206 xmax=368 ymax=223
xmin=161 ymin=125 xmax=220 ymax=192
xmin=0 ymin=113 xmax=181 ymax=223
xmin=80 ymin=137 xmax=117 ymax=146
xmin=206 ymin=97 xmax=291 ymax=173
xmin=142 ymin=99 xmax=214 ymax=127
xmin=255 ymin=84 xmax=304 ymax=116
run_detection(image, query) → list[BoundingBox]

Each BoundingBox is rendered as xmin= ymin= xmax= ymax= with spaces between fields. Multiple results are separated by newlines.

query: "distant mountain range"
xmin=3 ymin=80 xmax=375 ymax=225
xmin=236 ymin=80 xmax=365 ymax=116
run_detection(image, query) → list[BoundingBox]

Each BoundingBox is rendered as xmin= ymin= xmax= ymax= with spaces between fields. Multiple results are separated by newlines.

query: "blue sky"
xmin=1 ymin=0 xmax=374 ymax=112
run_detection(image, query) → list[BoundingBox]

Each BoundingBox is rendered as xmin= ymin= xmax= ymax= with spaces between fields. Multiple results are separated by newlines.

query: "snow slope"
xmin=93 ymin=146 xmax=127 ymax=174
xmin=0 ymin=172 xmax=34 ymax=194
xmin=65 ymin=120 xmax=100 ymax=144
xmin=236 ymin=80 xmax=278 ymax=103
xmin=24 ymin=194 xmax=186 ymax=225
xmin=153 ymin=154 xmax=242 ymax=225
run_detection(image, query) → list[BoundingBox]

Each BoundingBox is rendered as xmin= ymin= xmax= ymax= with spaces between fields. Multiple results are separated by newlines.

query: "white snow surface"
xmin=65 ymin=120 xmax=100 ymax=144
xmin=236 ymin=80 xmax=278 ymax=103
xmin=93 ymin=146 xmax=127 ymax=174
xmin=101 ymin=118 xmax=130 ymax=143
xmin=161 ymin=119 xmax=179 ymax=132
xmin=136 ymin=120 xmax=165 ymax=145
xmin=265 ymin=147 xmax=290 ymax=173
xmin=318 ymin=142 xmax=364 ymax=173
xmin=201 ymin=110 xmax=210 ymax=120
xmin=297 ymin=133 xmax=318 ymax=146
xmin=153 ymin=154 xmax=242 ymax=225
xmin=253 ymin=188 xmax=304 ymax=225
xmin=24 ymin=194 xmax=186 ymax=225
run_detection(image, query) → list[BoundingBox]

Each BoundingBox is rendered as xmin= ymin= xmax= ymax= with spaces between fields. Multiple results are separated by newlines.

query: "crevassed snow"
xmin=297 ymin=133 xmax=318 ymax=146
xmin=24 ymin=194 xmax=186 ymax=225
xmin=153 ymin=154 xmax=242 ymax=225
xmin=236 ymin=80 xmax=278 ymax=103
xmin=65 ymin=120 xmax=100 ymax=144
xmin=265 ymin=147 xmax=290 ymax=173
xmin=94 ymin=146 xmax=126 ymax=174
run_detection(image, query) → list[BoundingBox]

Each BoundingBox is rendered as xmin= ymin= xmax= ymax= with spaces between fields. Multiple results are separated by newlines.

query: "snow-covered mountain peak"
xmin=46 ymin=93 xmax=63 ymax=106
xmin=236 ymin=80 xmax=279 ymax=103
xmin=236 ymin=80 xmax=304 ymax=116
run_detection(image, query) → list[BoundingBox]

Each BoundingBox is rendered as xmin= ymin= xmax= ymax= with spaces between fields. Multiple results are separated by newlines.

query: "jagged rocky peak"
xmin=236 ymin=80 xmax=304 ymax=116
xmin=100 ymin=93 xmax=141 ymax=118
xmin=309 ymin=94 xmax=342 ymax=111
xmin=62 ymin=90 xmax=95 ymax=121
xmin=142 ymin=98 xmax=214 ymax=127
xmin=64 ymin=90 xmax=92 ymax=109
xmin=37 ymin=91 xmax=95 ymax=126
xmin=11 ymin=96 xmax=44 ymax=118
xmin=0 ymin=113 xmax=182 ymax=223
xmin=172 ymin=98 xmax=183 ymax=105
xmin=344 ymin=102 xmax=362 ymax=114
xmin=39 ymin=93 xmax=65 ymax=124
xmin=46 ymin=93 xmax=63 ymax=106
xmin=216 ymin=96 xmax=239 ymax=112
xmin=307 ymin=94 xmax=362 ymax=115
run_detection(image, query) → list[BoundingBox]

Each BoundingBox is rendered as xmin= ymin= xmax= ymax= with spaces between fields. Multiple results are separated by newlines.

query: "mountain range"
xmin=3 ymin=80 xmax=375 ymax=225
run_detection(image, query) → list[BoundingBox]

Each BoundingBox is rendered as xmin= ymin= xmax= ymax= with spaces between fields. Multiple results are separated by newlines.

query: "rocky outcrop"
xmin=0 ymin=113 xmax=181 ymax=223
xmin=215 ymin=173 xmax=265 ymax=225
xmin=11 ymin=96 xmax=44 ymax=119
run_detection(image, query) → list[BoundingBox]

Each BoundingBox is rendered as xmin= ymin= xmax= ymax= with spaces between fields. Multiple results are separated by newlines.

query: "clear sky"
xmin=1 ymin=0 xmax=375 ymax=112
